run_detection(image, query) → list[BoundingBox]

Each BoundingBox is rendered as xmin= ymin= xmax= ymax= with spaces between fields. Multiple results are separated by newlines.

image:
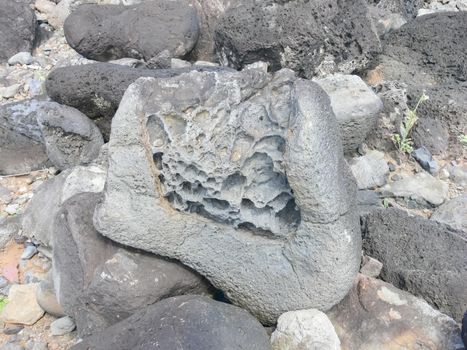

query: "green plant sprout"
xmin=0 ymin=297 xmax=8 ymax=312
xmin=392 ymin=92 xmax=429 ymax=154
xmin=459 ymin=134 xmax=467 ymax=147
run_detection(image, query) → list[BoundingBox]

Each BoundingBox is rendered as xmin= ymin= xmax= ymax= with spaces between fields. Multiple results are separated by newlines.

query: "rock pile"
xmin=0 ymin=0 xmax=465 ymax=349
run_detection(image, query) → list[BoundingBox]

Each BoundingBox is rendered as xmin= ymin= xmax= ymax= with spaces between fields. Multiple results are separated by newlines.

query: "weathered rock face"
xmin=0 ymin=100 xmax=104 ymax=175
xmin=94 ymin=66 xmax=361 ymax=324
xmin=327 ymin=274 xmax=464 ymax=350
xmin=64 ymin=1 xmax=199 ymax=62
xmin=22 ymin=165 xmax=106 ymax=247
xmin=315 ymin=74 xmax=383 ymax=153
xmin=362 ymin=208 xmax=467 ymax=322
xmin=371 ymin=12 xmax=467 ymax=153
xmin=0 ymin=0 xmax=36 ymax=62
xmin=431 ymin=194 xmax=467 ymax=232
xmin=214 ymin=0 xmax=381 ymax=78
xmin=53 ymin=192 xmax=213 ymax=337
xmin=45 ymin=63 xmax=226 ymax=139
xmin=71 ymin=295 xmax=272 ymax=350
xmin=271 ymin=309 xmax=341 ymax=350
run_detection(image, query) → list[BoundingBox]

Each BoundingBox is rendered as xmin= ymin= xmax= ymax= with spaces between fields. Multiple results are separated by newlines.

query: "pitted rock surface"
xmin=214 ymin=0 xmax=381 ymax=78
xmin=95 ymin=66 xmax=361 ymax=324
xmin=64 ymin=1 xmax=199 ymax=62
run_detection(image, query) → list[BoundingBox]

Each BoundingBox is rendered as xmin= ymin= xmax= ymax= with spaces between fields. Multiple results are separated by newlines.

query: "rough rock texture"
xmin=362 ymin=208 xmax=467 ymax=321
xmin=271 ymin=309 xmax=341 ymax=350
xmin=315 ymin=74 xmax=383 ymax=153
xmin=0 ymin=0 xmax=36 ymax=62
xmin=350 ymin=150 xmax=389 ymax=189
xmin=64 ymin=1 xmax=199 ymax=61
xmin=370 ymin=0 xmax=423 ymax=18
xmin=54 ymin=192 xmax=212 ymax=337
xmin=71 ymin=295 xmax=271 ymax=350
xmin=372 ymin=12 xmax=467 ymax=153
xmin=36 ymin=272 xmax=66 ymax=317
xmin=0 ymin=284 xmax=45 ymax=325
xmin=214 ymin=0 xmax=381 ymax=78
xmin=22 ymin=165 xmax=106 ymax=247
xmin=94 ymin=66 xmax=361 ymax=324
xmin=412 ymin=117 xmax=449 ymax=156
xmin=327 ymin=274 xmax=464 ymax=350
xmin=381 ymin=172 xmax=448 ymax=207
xmin=46 ymin=63 xmax=226 ymax=139
xmin=0 ymin=100 xmax=103 ymax=175
xmin=431 ymin=194 xmax=467 ymax=232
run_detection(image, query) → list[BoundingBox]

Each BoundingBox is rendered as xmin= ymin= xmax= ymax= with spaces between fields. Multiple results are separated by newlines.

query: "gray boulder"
xmin=315 ymin=74 xmax=383 ymax=153
xmin=36 ymin=272 xmax=65 ymax=317
xmin=53 ymin=192 xmax=213 ymax=337
xmin=0 ymin=100 xmax=104 ymax=175
xmin=412 ymin=117 xmax=449 ymax=156
xmin=350 ymin=150 xmax=389 ymax=189
xmin=327 ymin=274 xmax=464 ymax=350
xmin=371 ymin=0 xmax=423 ymax=19
xmin=214 ymin=0 xmax=381 ymax=78
xmin=0 ymin=0 xmax=36 ymax=62
xmin=362 ymin=208 xmax=467 ymax=321
xmin=71 ymin=295 xmax=271 ymax=350
xmin=64 ymin=1 xmax=199 ymax=62
xmin=45 ymin=63 xmax=226 ymax=139
xmin=381 ymin=172 xmax=448 ymax=207
xmin=94 ymin=66 xmax=361 ymax=324
xmin=431 ymin=194 xmax=467 ymax=232
xmin=22 ymin=165 xmax=106 ymax=247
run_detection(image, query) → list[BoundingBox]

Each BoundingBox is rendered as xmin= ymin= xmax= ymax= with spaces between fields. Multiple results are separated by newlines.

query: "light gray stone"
xmin=21 ymin=245 xmax=38 ymax=260
xmin=22 ymin=165 xmax=106 ymax=247
xmin=350 ymin=150 xmax=389 ymax=189
xmin=0 ymin=216 xmax=21 ymax=248
xmin=327 ymin=274 xmax=464 ymax=350
xmin=381 ymin=172 xmax=448 ymax=207
xmin=360 ymin=255 xmax=383 ymax=278
xmin=8 ymin=52 xmax=33 ymax=65
xmin=0 ymin=100 xmax=104 ymax=175
xmin=36 ymin=272 xmax=65 ymax=317
xmin=315 ymin=74 xmax=383 ymax=153
xmin=431 ymin=194 xmax=467 ymax=232
xmin=271 ymin=309 xmax=340 ymax=350
xmin=0 ymin=84 xmax=22 ymax=99
xmin=50 ymin=316 xmax=75 ymax=336
xmin=94 ymin=66 xmax=361 ymax=324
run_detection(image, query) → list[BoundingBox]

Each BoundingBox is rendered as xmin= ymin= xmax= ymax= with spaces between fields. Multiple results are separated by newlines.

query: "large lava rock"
xmin=327 ymin=274 xmax=464 ymax=350
xmin=53 ymin=191 xmax=213 ymax=337
xmin=0 ymin=100 xmax=103 ymax=175
xmin=45 ymin=63 xmax=226 ymax=139
xmin=371 ymin=12 xmax=467 ymax=154
xmin=64 ymin=1 xmax=199 ymax=62
xmin=0 ymin=0 xmax=36 ymax=62
xmin=94 ymin=65 xmax=361 ymax=324
xmin=71 ymin=295 xmax=271 ymax=350
xmin=214 ymin=0 xmax=381 ymax=78
xmin=362 ymin=208 xmax=467 ymax=322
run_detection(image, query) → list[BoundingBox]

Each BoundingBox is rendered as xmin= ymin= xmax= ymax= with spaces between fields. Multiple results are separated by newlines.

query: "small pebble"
xmin=388 ymin=163 xmax=396 ymax=172
xmin=0 ymin=276 xmax=9 ymax=288
xmin=4 ymin=204 xmax=19 ymax=216
xmin=8 ymin=52 xmax=33 ymax=65
xmin=21 ymin=245 xmax=38 ymax=260
xmin=3 ymin=326 xmax=24 ymax=335
xmin=50 ymin=316 xmax=76 ymax=336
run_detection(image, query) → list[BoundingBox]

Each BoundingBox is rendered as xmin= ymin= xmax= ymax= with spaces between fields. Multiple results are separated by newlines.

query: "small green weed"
xmin=0 ymin=297 xmax=8 ymax=312
xmin=459 ymin=134 xmax=467 ymax=147
xmin=392 ymin=92 xmax=429 ymax=154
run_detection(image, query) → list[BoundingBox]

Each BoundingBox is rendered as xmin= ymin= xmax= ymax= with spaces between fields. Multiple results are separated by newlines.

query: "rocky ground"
xmin=0 ymin=0 xmax=466 ymax=349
